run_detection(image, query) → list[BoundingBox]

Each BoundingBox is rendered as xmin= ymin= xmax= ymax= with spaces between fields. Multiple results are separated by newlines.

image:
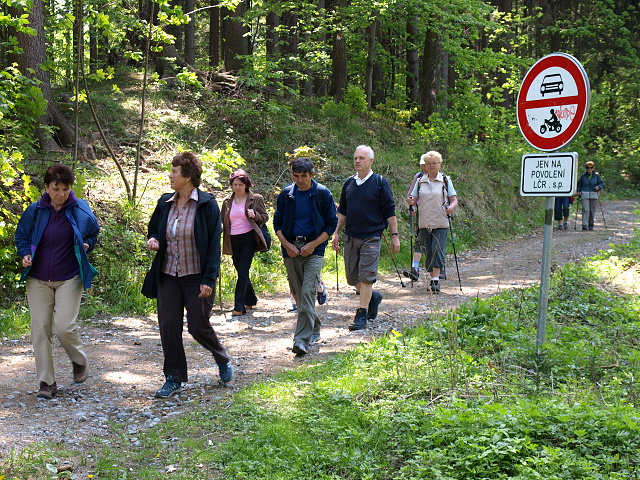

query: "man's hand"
xmin=390 ymin=235 xmax=400 ymax=255
xmin=331 ymin=234 xmax=340 ymax=252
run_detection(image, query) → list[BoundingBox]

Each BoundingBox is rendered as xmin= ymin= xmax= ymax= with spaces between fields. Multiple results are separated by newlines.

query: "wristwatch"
xmin=391 ymin=233 xmax=399 ymax=236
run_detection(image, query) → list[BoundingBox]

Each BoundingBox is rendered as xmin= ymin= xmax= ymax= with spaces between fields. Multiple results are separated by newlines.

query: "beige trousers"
xmin=26 ymin=275 xmax=87 ymax=385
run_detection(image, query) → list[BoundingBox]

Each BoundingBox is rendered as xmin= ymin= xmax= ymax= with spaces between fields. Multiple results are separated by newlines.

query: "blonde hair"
xmin=585 ymin=161 xmax=595 ymax=168
xmin=420 ymin=151 xmax=443 ymax=165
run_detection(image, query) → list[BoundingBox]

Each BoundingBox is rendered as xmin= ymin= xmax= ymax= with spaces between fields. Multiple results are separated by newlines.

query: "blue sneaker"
xmin=155 ymin=375 xmax=182 ymax=398
xmin=218 ymin=362 xmax=233 ymax=383
xmin=316 ymin=284 xmax=327 ymax=305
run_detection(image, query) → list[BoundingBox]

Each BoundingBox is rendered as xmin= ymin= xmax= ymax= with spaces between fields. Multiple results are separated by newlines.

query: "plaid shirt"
xmin=162 ymin=188 xmax=200 ymax=277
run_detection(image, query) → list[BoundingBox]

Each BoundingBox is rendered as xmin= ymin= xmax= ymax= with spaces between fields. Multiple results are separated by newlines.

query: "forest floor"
xmin=1 ymin=199 xmax=638 ymax=463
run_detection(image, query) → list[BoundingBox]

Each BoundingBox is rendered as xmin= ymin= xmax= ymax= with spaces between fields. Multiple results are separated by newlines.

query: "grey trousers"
xmin=284 ymin=252 xmax=324 ymax=348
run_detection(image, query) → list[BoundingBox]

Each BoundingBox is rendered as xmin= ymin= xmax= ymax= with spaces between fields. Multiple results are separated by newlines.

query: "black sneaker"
xmin=403 ymin=268 xmax=419 ymax=282
xmin=348 ymin=308 xmax=368 ymax=331
xmin=582 ymin=226 xmax=588 ymax=231
xmin=367 ymin=291 xmax=382 ymax=320
xmin=429 ymin=279 xmax=441 ymax=293
xmin=36 ymin=381 xmax=58 ymax=399
xmin=310 ymin=332 xmax=321 ymax=345
xmin=155 ymin=375 xmax=182 ymax=398
xmin=439 ymin=265 xmax=447 ymax=280
xmin=563 ymin=222 xmax=568 ymax=230
xmin=292 ymin=342 xmax=308 ymax=356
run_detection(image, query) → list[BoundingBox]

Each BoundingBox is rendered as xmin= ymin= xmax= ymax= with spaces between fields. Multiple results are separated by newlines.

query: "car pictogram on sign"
xmin=540 ymin=73 xmax=563 ymax=96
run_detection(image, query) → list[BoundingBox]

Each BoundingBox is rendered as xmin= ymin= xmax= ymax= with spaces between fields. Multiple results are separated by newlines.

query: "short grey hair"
xmin=355 ymin=145 xmax=374 ymax=160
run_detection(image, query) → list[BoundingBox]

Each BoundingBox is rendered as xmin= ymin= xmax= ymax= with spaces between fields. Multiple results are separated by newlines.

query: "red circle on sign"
xmin=517 ymin=53 xmax=590 ymax=151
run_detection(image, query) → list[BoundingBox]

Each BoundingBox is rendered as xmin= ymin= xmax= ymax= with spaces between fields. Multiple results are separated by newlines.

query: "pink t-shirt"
xmin=229 ymin=200 xmax=253 ymax=235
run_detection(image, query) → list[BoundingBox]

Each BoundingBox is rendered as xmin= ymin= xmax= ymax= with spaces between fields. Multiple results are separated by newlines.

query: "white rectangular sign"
xmin=520 ymin=152 xmax=578 ymax=196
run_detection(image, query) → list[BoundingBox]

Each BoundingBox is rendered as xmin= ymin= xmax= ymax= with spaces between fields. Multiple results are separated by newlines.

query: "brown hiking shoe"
xmin=36 ymin=382 xmax=58 ymax=399
xmin=72 ymin=362 xmax=88 ymax=383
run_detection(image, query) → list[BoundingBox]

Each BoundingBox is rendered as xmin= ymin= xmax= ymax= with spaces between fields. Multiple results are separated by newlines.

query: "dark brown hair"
xmin=44 ymin=164 xmax=75 ymax=186
xmin=172 ymin=152 xmax=202 ymax=187
xmin=229 ymin=169 xmax=253 ymax=191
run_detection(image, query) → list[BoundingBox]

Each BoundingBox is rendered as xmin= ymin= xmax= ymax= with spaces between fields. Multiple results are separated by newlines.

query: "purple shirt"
xmin=28 ymin=192 xmax=80 ymax=282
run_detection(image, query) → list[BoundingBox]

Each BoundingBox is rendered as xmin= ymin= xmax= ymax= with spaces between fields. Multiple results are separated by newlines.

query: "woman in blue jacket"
xmin=576 ymin=161 xmax=604 ymax=230
xmin=14 ymin=164 xmax=100 ymax=399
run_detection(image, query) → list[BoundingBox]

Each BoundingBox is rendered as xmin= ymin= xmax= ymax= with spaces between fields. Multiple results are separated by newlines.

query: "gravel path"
xmin=1 ymin=198 xmax=638 ymax=459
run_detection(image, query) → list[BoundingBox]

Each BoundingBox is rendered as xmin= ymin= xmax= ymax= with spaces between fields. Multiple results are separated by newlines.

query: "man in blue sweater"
xmin=274 ymin=157 xmax=338 ymax=356
xmin=332 ymin=145 xmax=400 ymax=331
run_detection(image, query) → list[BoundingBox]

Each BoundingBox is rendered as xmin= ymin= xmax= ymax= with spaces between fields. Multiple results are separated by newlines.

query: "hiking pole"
xmin=409 ymin=206 xmax=414 ymax=287
xmin=335 ymin=248 xmax=340 ymax=292
xmin=382 ymin=231 xmax=406 ymax=288
xmin=597 ymin=191 xmax=608 ymax=229
xmin=573 ymin=196 xmax=579 ymax=230
xmin=447 ymin=216 xmax=463 ymax=292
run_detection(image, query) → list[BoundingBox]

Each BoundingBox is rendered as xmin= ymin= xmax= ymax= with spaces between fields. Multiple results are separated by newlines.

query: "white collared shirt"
xmin=353 ymin=170 xmax=374 ymax=186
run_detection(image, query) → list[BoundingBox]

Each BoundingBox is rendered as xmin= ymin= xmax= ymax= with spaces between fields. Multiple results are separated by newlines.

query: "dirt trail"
xmin=1 ymin=198 xmax=638 ymax=458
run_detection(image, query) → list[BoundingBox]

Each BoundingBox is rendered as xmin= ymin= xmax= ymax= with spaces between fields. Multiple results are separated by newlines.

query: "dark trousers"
xmin=157 ymin=273 xmax=229 ymax=382
xmin=231 ymin=231 xmax=258 ymax=312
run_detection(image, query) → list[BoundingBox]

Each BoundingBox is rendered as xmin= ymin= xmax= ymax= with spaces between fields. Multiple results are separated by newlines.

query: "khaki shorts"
xmin=343 ymin=235 xmax=381 ymax=285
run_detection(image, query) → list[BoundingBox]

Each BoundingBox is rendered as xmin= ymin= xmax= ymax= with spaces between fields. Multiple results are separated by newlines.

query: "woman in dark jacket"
xmin=576 ymin=161 xmax=604 ymax=231
xmin=14 ymin=164 xmax=100 ymax=399
xmin=220 ymin=169 xmax=269 ymax=317
xmin=144 ymin=152 xmax=232 ymax=397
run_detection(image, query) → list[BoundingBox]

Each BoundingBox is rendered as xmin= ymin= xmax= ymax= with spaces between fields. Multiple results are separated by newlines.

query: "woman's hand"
xmin=247 ymin=208 xmax=255 ymax=219
xmin=199 ymin=284 xmax=213 ymax=298
xmin=147 ymin=238 xmax=160 ymax=251
xmin=22 ymin=255 xmax=32 ymax=268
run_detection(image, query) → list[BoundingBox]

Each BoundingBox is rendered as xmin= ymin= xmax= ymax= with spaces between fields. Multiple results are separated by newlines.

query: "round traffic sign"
xmin=516 ymin=52 xmax=590 ymax=152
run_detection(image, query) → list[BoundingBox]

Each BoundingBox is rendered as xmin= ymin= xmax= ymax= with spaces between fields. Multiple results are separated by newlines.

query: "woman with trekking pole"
xmin=576 ymin=161 xmax=604 ymax=231
xmin=406 ymin=151 xmax=458 ymax=293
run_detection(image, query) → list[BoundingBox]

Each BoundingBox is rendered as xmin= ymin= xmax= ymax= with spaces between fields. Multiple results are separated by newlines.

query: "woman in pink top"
xmin=221 ymin=169 xmax=269 ymax=316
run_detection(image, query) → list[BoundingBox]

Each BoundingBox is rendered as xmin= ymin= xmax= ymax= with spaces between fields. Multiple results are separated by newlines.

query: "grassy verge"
xmin=4 ymin=224 xmax=638 ymax=479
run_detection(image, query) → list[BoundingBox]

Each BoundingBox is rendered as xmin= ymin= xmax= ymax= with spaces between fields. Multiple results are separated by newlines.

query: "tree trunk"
xmin=365 ymin=19 xmax=377 ymax=107
xmin=280 ymin=11 xmax=298 ymax=92
xmin=223 ymin=1 xmax=248 ymax=73
xmin=8 ymin=0 xmax=74 ymax=150
xmin=417 ymin=27 xmax=441 ymax=124
xmin=406 ymin=17 xmax=419 ymax=105
xmin=208 ymin=0 xmax=220 ymax=67
xmin=184 ymin=0 xmax=196 ymax=66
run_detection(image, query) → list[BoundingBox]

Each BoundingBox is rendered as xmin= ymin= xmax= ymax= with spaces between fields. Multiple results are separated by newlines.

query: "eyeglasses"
xmin=586 ymin=167 xmax=594 ymax=170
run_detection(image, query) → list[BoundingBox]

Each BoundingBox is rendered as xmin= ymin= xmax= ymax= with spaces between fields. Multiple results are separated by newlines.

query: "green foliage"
xmin=85 ymin=203 xmax=155 ymax=316
xmin=0 ymin=152 xmax=39 ymax=308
